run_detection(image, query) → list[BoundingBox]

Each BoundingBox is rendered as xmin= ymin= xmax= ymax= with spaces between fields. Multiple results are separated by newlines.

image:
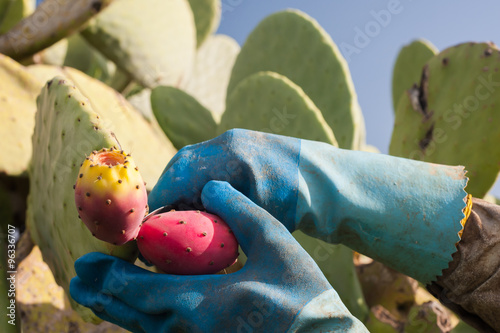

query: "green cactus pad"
xmin=227 ymin=9 xmax=363 ymax=149
xmin=26 ymin=64 xmax=177 ymax=188
xmin=27 ymin=76 xmax=139 ymax=322
xmin=151 ymin=86 xmax=217 ymax=149
xmin=180 ymin=34 xmax=240 ymax=119
xmin=0 ymin=54 xmax=40 ymax=176
xmin=220 ymin=71 xmax=338 ymax=145
xmin=0 ymin=0 xmax=112 ymax=60
xmin=187 ymin=0 xmax=220 ymax=47
xmin=81 ymin=0 xmax=196 ymax=88
xmin=390 ymin=42 xmax=500 ymax=197
xmin=392 ymin=39 xmax=438 ymax=112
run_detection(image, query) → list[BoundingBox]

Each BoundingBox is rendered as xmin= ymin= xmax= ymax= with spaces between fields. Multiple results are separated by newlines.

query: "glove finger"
xmin=74 ymin=252 xmax=221 ymax=313
xmin=148 ymin=136 xmax=235 ymax=211
xmin=70 ymin=277 xmax=171 ymax=333
xmin=200 ymin=180 xmax=299 ymax=260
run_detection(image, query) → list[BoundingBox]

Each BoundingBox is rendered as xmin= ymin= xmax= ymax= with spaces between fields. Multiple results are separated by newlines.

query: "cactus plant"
xmin=17 ymin=245 xmax=126 ymax=332
xmin=180 ymin=34 xmax=240 ymax=119
xmin=0 ymin=54 xmax=39 ymax=176
xmin=392 ymin=39 xmax=438 ymax=112
xmin=141 ymin=33 xmax=239 ymax=133
xmin=0 ymin=0 xmax=113 ymax=60
xmin=26 ymin=64 xmax=177 ymax=188
xmin=227 ymin=9 xmax=365 ymax=149
xmin=0 ymin=2 xmax=488 ymax=330
xmin=390 ymin=42 xmax=500 ymax=197
xmin=151 ymin=86 xmax=218 ymax=150
xmin=187 ymin=0 xmax=221 ymax=48
xmin=220 ymin=71 xmax=338 ymax=145
xmin=26 ymin=76 xmax=139 ymax=322
xmin=0 ymin=0 xmax=35 ymax=34
xmin=81 ymin=0 xmax=196 ymax=88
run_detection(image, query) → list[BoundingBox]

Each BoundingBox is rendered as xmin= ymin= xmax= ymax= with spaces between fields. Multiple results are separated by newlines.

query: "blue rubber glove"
xmin=71 ymin=181 xmax=368 ymax=332
xmin=150 ymin=129 xmax=468 ymax=285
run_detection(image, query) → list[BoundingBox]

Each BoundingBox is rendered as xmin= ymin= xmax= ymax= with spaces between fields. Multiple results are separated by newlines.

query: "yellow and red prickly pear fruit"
xmin=137 ymin=210 xmax=239 ymax=275
xmin=74 ymin=148 xmax=148 ymax=245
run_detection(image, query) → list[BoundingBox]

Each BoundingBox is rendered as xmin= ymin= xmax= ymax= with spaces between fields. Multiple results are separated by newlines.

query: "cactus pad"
xmin=0 ymin=54 xmax=39 ymax=175
xmin=26 ymin=64 xmax=177 ymax=188
xmin=392 ymin=39 xmax=437 ymax=112
xmin=187 ymin=0 xmax=220 ymax=47
xmin=227 ymin=9 xmax=363 ymax=149
xmin=219 ymin=71 xmax=337 ymax=146
xmin=390 ymin=42 xmax=500 ymax=197
xmin=151 ymin=86 xmax=217 ymax=149
xmin=180 ymin=34 xmax=240 ymax=118
xmin=27 ymin=76 xmax=139 ymax=322
xmin=81 ymin=0 xmax=196 ymax=88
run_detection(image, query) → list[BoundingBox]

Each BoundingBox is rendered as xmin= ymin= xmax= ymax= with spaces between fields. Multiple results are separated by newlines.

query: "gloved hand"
xmin=150 ymin=129 xmax=468 ymax=285
xmin=70 ymin=181 xmax=368 ymax=332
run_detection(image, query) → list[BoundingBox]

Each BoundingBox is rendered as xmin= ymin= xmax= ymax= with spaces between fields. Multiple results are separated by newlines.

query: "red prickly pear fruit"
xmin=137 ymin=210 xmax=239 ymax=275
xmin=74 ymin=148 xmax=148 ymax=245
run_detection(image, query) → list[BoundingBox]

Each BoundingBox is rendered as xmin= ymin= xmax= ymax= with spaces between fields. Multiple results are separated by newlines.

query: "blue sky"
xmin=217 ymin=0 xmax=500 ymax=197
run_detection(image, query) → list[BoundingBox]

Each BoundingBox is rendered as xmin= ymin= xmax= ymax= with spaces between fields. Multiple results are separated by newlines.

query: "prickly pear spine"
xmin=74 ymin=148 xmax=148 ymax=245
xmin=137 ymin=210 xmax=239 ymax=275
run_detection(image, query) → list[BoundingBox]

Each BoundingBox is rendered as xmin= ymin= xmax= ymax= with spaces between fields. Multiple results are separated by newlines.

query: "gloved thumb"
xmin=201 ymin=180 xmax=295 ymax=260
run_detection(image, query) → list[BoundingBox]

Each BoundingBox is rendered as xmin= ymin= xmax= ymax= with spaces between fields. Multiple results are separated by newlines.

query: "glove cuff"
xmin=295 ymin=140 xmax=468 ymax=284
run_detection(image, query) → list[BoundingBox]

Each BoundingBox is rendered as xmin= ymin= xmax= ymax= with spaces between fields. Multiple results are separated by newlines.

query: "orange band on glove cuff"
xmin=458 ymin=194 xmax=472 ymax=239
